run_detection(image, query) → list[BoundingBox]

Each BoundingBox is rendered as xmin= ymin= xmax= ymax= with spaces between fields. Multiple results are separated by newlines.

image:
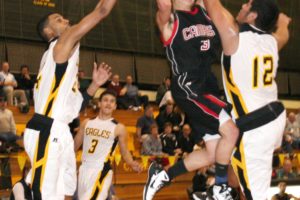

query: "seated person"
xmin=141 ymin=124 xmax=164 ymax=156
xmin=285 ymin=112 xmax=300 ymax=149
xmin=0 ymin=93 xmax=16 ymax=135
xmin=276 ymin=157 xmax=297 ymax=179
xmin=159 ymin=91 xmax=174 ymax=110
xmin=156 ymin=76 xmax=171 ymax=105
xmin=107 ymin=74 xmax=128 ymax=109
xmin=155 ymin=102 xmax=181 ymax=133
xmin=136 ymin=105 xmax=155 ymax=141
xmin=121 ymin=75 xmax=148 ymax=109
xmin=160 ymin=122 xmax=181 ymax=156
xmin=16 ymin=64 xmax=35 ymax=104
xmin=0 ymin=61 xmax=28 ymax=106
xmin=177 ymin=124 xmax=195 ymax=155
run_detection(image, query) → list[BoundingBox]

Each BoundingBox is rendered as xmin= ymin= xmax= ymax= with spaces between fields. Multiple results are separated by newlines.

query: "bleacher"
xmin=0 ymin=105 xmax=194 ymax=200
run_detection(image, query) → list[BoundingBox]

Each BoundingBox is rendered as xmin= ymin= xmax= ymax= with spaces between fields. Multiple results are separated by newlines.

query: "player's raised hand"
xmin=277 ymin=13 xmax=291 ymax=26
xmin=92 ymin=62 xmax=112 ymax=87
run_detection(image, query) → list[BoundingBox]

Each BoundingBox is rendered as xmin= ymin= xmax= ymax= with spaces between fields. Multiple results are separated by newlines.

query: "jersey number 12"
xmin=252 ymin=56 xmax=274 ymax=88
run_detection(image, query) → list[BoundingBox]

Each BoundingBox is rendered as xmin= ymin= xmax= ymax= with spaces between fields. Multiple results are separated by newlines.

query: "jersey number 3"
xmin=252 ymin=56 xmax=274 ymax=88
xmin=88 ymin=139 xmax=98 ymax=154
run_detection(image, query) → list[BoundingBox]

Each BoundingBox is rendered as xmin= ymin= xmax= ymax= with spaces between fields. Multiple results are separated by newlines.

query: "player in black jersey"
xmin=143 ymin=0 xmax=239 ymax=200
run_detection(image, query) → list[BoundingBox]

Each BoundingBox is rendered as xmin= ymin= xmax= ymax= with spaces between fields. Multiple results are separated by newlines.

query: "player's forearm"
xmin=273 ymin=23 xmax=290 ymax=50
xmin=95 ymin=0 xmax=117 ymax=18
xmin=86 ymin=81 xmax=99 ymax=97
xmin=121 ymin=149 xmax=134 ymax=165
xmin=156 ymin=0 xmax=172 ymax=26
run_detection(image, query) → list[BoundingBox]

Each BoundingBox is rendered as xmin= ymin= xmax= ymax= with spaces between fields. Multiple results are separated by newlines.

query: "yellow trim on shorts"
xmin=223 ymin=67 xmax=248 ymax=118
xmin=39 ymin=138 xmax=50 ymax=190
xmin=89 ymin=169 xmax=111 ymax=200
xmin=31 ymin=136 xmax=40 ymax=184
xmin=231 ymin=140 xmax=250 ymax=190
xmin=31 ymin=136 xmax=51 ymax=191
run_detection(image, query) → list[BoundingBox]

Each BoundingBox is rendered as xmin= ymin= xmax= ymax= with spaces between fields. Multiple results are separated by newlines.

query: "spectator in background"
xmin=271 ymin=182 xmax=299 ymax=200
xmin=178 ymin=124 xmax=195 ymax=155
xmin=158 ymin=91 xmax=174 ymax=110
xmin=160 ymin=122 xmax=181 ymax=156
xmin=285 ymin=112 xmax=300 ymax=149
xmin=296 ymin=108 xmax=300 ymax=124
xmin=141 ymin=124 xmax=164 ymax=156
xmin=107 ymin=74 xmax=128 ymax=109
xmin=136 ymin=105 xmax=155 ymax=142
xmin=155 ymin=102 xmax=181 ymax=133
xmin=0 ymin=62 xmax=28 ymax=106
xmin=276 ymin=157 xmax=297 ymax=180
xmin=78 ymin=70 xmax=91 ymax=93
xmin=121 ymin=75 xmax=148 ymax=110
xmin=16 ymin=65 xmax=35 ymax=104
xmin=156 ymin=76 xmax=171 ymax=105
xmin=107 ymin=74 xmax=123 ymax=96
xmin=0 ymin=93 xmax=16 ymax=135
xmin=281 ymin=133 xmax=294 ymax=153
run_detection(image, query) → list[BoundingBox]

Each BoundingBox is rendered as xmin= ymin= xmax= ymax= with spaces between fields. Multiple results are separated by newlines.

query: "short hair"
xmin=144 ymin=105 xmax=153 ymax=112
xmin=164 ymin=122 xmax=173 ymax=129
xmin=37 ymin=12 xmax=56 ymax=41
xmin=250 ymin=0 xmax=279 ymax=32
xmin=20 ymin=64 xmax=29 ymax=71
xmin=150 ymin=123 xmax=158 ymax=131
xmin=99 ymin=90 xmax=117 ymax=101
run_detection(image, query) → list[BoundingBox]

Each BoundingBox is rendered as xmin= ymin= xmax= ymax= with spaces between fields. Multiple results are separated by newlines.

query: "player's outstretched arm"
xmin=54 ymin=0 xmax=117 ymax=63
xmin=156 ymin=0 xmax=172 ymax=30
xmin=74 ymin=119 xmax=89 ymax=151
xmin=203 ymin=0 xmax=239 ymax=55
xmin=272 ymin=13 xmax=291 ymax=51
xmin=156 ymin=0 xmax=175 ymax=43
xmin=116 ymin=123 xmax=143 ymax=173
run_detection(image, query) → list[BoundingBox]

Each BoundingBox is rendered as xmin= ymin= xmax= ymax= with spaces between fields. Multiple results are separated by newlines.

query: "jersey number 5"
xmin=88 ymin=139 xmax=98 ymax=154
xmin=252 ymin=56 xmax=274 ymax=88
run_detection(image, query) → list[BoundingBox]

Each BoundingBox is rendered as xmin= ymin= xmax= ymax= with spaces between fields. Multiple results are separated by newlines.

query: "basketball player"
xmin=74 ymin=90 xmax=143 ymax=200
xmin=202 ymin=0 xmax=291 ymax=199
xmin=23 ymin=0 xmax=117 ymax=199
xmin=143 ymin=0 xmax=239 ymax=199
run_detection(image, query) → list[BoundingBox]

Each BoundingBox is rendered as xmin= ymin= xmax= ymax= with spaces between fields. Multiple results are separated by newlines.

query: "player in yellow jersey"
xmin=202 ymin=0 xmax=291 ymax=199
xmin=23 ymin=0 xmax=117 ymax=199
xmin=74 ymin=90 xmax=142 ymax=200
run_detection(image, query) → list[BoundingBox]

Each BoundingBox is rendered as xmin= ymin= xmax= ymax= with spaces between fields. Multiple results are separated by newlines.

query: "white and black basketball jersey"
xmin=34 ymin=39 xmax=83 ymax=123
xmin=222 ymin=24 xmax=279 ymax=119
xmin=81 ymin=117 xmax=119 ymax=168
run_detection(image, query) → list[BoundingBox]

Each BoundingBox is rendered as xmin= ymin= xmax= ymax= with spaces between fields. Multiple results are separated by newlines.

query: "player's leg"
xmin=215 ymin=114 xmax=239 ymax=185
xmin=23 ymin=115 xmax=54 ymax=199
xmin=96 ymin=170 xmax=113 ymax=200
xmin=143 ymin=136 xmax=219 ymax=200
xmin=41 ymin=122 xmax=76 ymax=200
xmin=88 ymin=162 xmax=113 ymax=200
xmin=233 ymin=111 xmax=286 ymax=200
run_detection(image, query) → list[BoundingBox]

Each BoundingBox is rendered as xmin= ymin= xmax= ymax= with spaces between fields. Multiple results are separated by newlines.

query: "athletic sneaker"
xmin=143 ymin=162 xmax=170 ymax=200
xmin=207 ymin=184 xmax=238 ymax=200
xmin=192 ymin=191 xmax=209 ymax=200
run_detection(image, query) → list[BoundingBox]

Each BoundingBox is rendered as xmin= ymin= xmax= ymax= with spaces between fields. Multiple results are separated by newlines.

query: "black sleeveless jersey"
xmin=164 ymin=6 xmax=220 ymax=95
